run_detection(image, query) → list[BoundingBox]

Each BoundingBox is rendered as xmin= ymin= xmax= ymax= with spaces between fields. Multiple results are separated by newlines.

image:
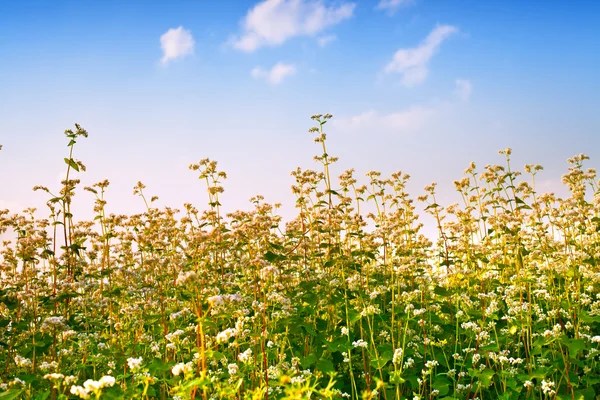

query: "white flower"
xmin=98 ymin=376 xmax=115 ymax=387
xmin=259 ymin=265 xmax=280 ymax=280
xmin=172 ymin=363 xmax=185 ymax=376
xmin=392 ymin=348 xmax=403 ymax=364
xmin=83 ymin=379 xmax=102 ymax=392
xmin=228 ymin=363 xmax=238 ymax=375
xmin=238 ymin=348 xmax=253 ymax=363
xmin=44 ymin=373 xmax=65 ymax=380
xmin=352 ymin=339 xmax=368 ymax=348
xmin=165 ymin=330 xmax=185 ymax=342
xmin=70 ymin=385 xmax=90 ymax=399
xmin=127 ymin=357 xmax=143 ymax=372
xmin=341 ymin=326 xmax=349 ymax=336
xmin=172 ymin=361 xmax=194 ymax=376
xmin=14 ymin=355 xmax=32 ymax=368
xmin=541 ymin=380 xmax=556 ymax=396
xmin=342 ymin=352 xmax=350 ymax=363
xmin=175 ymin=270 xmax=197 ymax=285
xmin=216 ymin=328 xmax=236 ymax=344
xmin=208 ymin=295 xmax=224 ymax=307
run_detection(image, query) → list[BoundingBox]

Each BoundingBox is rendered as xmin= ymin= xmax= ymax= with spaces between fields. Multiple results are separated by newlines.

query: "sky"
xmin=1 ymin=0 xmax=600 ymax=237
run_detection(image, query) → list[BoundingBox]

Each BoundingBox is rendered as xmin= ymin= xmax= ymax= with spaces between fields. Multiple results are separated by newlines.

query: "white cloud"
xmin=160 ymin=26 xmax=195 ymax=65
xmin=384 ymin=24 xmax=458 ymax=87
xmin=317 ymin=34 xmax=337 ymax=47
xmin=455 ymin=79 xmax=472 ymax=101
xmin=334 ymin=105 xmax=437 ymax=133
xmin=376 ymin=0 xmax=416 ymax=14
xmin=251 ymin=62 xmax=297 ymax=84
xmin=232 ymin=0 xmax=355 ymax=52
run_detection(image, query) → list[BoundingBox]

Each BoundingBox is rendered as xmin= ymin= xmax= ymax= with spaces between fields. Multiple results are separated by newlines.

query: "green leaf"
xmin=474 ymin=368 xmax=495 ymax=388
xmin=299 ymin=323 xmax=317 ymax=336
xmin=434 ymin=286 xmax=451 ymax=296
xmin=567 ymin=338 xmax=586 ymax=358
xmin=64 ymin=157 xmax=79 ymax=172
xmin=425 ymin=203 xmax=440 ymax=210
xmin=0 ymin=389 xmax=23 ymax=399
xmin=263 ymin=251 xmax=279 ymax=263
xmin=370 ymin=357 xmax=389 ymax=369
xmin=33 ymin=391 xmax=51 ymax=400
xmin=300 ymin=354 xmax=317 ymax=368
xmin=574 ymin=388 xmax=596 ymax=400
xmin=316 ymin=358 xmax=335 ymax=372
xmin=389 ymin=370 xmax=405 ymax=385
xmin=433 ymin=377 xmax=451 ymax=396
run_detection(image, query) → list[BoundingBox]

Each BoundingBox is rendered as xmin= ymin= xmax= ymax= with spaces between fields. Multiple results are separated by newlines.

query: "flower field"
xmin=1 ymin=114 xmax=600 ymax=399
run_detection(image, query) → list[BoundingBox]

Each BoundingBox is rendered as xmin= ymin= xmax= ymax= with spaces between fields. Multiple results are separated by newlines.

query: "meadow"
xmin=1 ymin=114 xmax=600 ymax=399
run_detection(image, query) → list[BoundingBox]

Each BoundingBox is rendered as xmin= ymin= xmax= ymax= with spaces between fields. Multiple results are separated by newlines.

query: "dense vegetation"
xmin=1 ymin=115 xmax=600 ymax=399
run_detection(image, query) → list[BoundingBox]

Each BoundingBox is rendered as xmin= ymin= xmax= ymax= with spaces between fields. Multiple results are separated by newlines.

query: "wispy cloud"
xmin=251 ymin=62 xmax=297 ymax=84
xmin=376 ymin=0 xmax=416 ymax=14
xmin=455 ymin=79 xmax=472 ymax=101
xmin=317 ymin=34 xmax=337 ymax=47
xmin=160 ymin=26 xmax=195 ymax=65
xmin=334 ymin=105 xmax=437 ymax=133
xmin=232 ymin=0 xmax=355 ymax=52
xmin=384 ymin=25 xmax=458 ymax=87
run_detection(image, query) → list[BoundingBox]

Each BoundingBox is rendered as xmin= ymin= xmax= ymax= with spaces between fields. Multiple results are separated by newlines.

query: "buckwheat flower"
xmin=171 ymin=363 xmax=185 ymax=376
xmin=39 ymin=361 xmax=54 ymax=371
xmin=216 ymin=328 xmax=236 ymax=344
xmin=352 ymin=339 xmax=368 ymax=348
xmin=523 ymin=380 xmax=533 ymax=388
xmin=228 ymin=363 xmax=238 ymax=375
xmin=342 ymin=352 xmax=350 ymax=363
xmin=207 ymin=295 xmax=224 ymax=307
xmin=41 ymin=316 xmax=67 ymax=331
xmin=392 ymin=348 xmax=403 ymax=364
xmin=238 ymin=348 xmax=253 ymax=363
xmin=259 ymin=265 xmax=280 ymax=280
xmin=360 ymin=305 xmax=381 ymax=316
xmin=98 ymin=376 xmax=115 ymax=387
xmin=165 ymin=330 xmax=185 ymax=342
xmin=591 ymin=336 xmax=600 ymax=343
xmin=175 ymin=270 xmax=197 ymax=286
xmin=70 ymin=385 xmax=90 ymax=398
xmin=541 ymin=380 xmax=555 ymax=396
xmin=83 ymin=379 xmax=102 ymax=392
xmin=127 ymin=357 xmax=143 ymax=372
xmin=44 ymin=373 xmax=65 ymax=380
xmin=14 ymin=355 xmax=32 ymax=368
xmin=12 ymin=378 xmax=25 ymax=386
xmin=172 ymin=361 xmax=193 ymax=376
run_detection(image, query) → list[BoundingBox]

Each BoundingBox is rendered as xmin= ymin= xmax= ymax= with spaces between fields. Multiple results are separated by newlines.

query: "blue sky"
xmin=1 ymin=0 xmax=599 ymax=235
